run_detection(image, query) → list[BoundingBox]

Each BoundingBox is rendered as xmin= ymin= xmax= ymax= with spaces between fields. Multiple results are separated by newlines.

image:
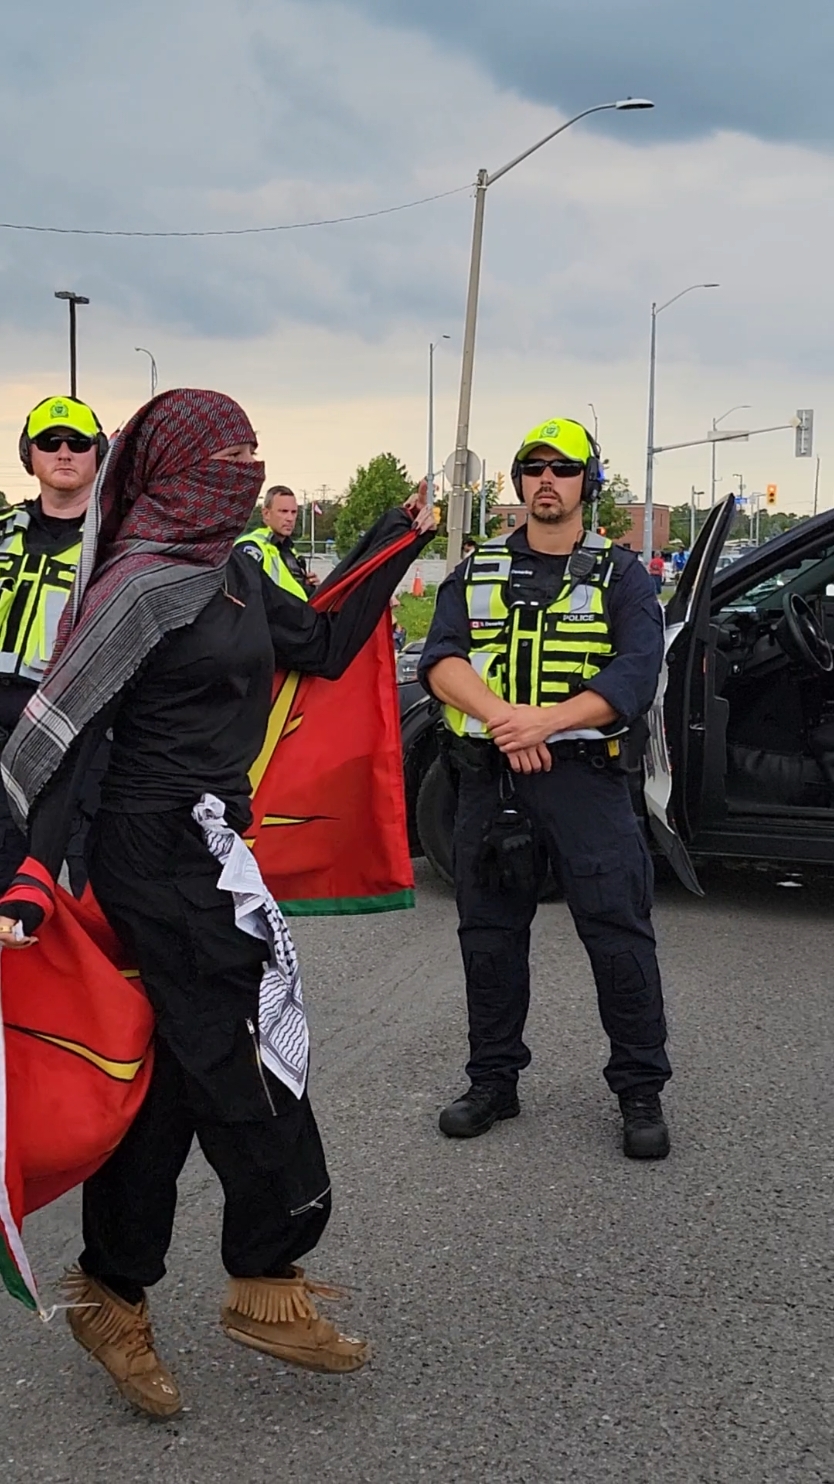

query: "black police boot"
xmin=619 ymin=1090 xmax=670 ymax=1160
xmin=438 ymin=1082 xmax=520 ymax=1139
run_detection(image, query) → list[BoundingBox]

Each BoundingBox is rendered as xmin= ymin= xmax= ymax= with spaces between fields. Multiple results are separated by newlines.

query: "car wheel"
xmin=415 ymin=757 xmax=456 ymax=886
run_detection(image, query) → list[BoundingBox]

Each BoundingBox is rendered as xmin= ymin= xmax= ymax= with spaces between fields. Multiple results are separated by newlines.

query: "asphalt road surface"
xmin=2 ymin=859 xmax=833 ymax=1484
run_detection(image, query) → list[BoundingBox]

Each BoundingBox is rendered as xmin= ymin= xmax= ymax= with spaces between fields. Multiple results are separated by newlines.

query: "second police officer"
xmin=419 ymin=417 xmax=672 ymax=1159
xmin=237 ymin=484 xmax=317 ymax=598
xmin=0 ymin=395 xmax=108 ymax=891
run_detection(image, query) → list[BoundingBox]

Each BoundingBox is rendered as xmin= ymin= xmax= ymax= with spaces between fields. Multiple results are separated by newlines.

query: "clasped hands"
xmin=485 ymin=703 xmax=555 ymax=774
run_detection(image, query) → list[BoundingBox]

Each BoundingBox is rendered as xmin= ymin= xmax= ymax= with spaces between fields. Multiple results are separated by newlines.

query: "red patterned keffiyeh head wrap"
xmin=2 ymin=388 xmax=265 ymax=824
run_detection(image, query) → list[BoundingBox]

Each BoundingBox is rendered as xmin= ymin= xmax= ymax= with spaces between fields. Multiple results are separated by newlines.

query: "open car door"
xmin=643 ymin=494 xmax=738 ymax=893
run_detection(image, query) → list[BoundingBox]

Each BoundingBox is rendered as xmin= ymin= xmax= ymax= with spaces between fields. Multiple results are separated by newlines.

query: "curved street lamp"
xmin=710 ymin=403 xmax=750 ymax=507
xmin=643 ymin=282 xmax=719 ymax=566
xmin=446 ymin=97 xmax=655 ymax=570
xmin=135 ymin=346 xmax=158 ymax=398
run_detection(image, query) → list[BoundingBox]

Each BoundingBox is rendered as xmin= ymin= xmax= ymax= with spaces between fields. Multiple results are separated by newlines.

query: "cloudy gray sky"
xmin=0 ymin=0 xmax=832 ymax=516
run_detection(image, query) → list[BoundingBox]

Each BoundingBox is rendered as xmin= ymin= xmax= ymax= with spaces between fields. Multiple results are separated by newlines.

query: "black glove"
xmin=477 ymin=804 xmax=537 ymax=895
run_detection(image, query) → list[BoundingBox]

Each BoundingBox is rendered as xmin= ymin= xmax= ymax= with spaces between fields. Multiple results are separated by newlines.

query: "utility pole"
xmin=479 ymin=460 xmax=487 ymax=539
xmin=814 ymin=456 xmax=821 ymax=517
xmin=733 ymin=472 xmax=746 ymax=537
xmin=313 ymin=485 xmax=330 ymax=558
xmin=690 ymin=486 xmax=705 ymax=549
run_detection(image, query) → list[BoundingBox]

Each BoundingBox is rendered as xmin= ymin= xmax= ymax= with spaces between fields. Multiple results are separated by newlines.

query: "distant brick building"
xmin=489 ymin=502 xmax=670 ymax=553
xmin=614 ymin=504 xmax=670 ymax=553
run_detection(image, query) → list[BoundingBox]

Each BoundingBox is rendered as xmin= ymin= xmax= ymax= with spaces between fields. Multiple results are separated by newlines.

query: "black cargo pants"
xmin=79 ymin=808 xmax=331 ymax=1290
xmin=453 ymin=755 xmax=671 ymax=1095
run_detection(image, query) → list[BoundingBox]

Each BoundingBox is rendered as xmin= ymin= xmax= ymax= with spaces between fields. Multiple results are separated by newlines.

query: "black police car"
xmin=398 ymin=494 xmax=834 ymax=892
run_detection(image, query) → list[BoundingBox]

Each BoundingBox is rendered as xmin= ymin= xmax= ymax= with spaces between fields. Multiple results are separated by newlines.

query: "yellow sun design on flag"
xmin=248 ymin=672 xmax=304 ymax=796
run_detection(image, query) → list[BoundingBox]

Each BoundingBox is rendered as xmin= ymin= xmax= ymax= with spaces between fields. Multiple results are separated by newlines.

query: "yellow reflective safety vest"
xmin=0 ymin=508 xmax=82 ymax=683
xmin=236 ymin=527 xmax=309 ymax=601
xmin=443 ymin=531 xmax=627 ymax=743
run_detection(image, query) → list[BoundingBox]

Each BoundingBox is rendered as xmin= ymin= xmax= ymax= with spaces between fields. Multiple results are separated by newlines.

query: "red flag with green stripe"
xmin=0 ymin=892 xmax=154 ymax=1310
xmin=248 ymin=528 xmax=418 ymax=915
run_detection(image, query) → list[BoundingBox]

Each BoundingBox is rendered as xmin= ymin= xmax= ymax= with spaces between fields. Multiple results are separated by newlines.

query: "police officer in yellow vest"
xmin=0 ymin=395 xmax=108 ymax=889
xmin=419 ymin=418 xmax=671 ymax=1158
xmin=236 ymin=484 xmax=316 ymax=599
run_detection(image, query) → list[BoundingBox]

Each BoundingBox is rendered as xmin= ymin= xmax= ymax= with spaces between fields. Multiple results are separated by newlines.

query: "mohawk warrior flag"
xmin=1 ymin=520 xmax=421 ymax=1308
xmin=0 ymin=891 xmax=154 ymax=1311
xmin=248 ymin=527 xmax=418 ymax=914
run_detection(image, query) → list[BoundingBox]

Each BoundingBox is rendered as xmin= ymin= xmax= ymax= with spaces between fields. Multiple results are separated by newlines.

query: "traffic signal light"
xmin=766 ymin=484 xmax=777 ymax=507
xmin=496 ymin=471 xmax=505 ymax=497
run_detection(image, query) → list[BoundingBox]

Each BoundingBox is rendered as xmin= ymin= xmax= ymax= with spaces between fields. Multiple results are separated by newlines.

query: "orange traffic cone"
xmin=411 ymin=565 xmax=424 ymax=598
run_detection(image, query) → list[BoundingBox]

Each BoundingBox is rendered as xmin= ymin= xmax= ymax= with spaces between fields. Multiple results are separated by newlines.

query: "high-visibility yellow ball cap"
xmin=26 ymin=396 xmax=101 ymax=440
xmin=515 ymin=418 xmax=592 ymax=464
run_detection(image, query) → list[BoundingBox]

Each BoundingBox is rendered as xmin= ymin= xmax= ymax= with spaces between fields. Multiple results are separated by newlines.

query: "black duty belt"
xmin=547 ymin=737 xmax=623 ymax=767
xmin=445 ymin=732 xmax=624 ymax=775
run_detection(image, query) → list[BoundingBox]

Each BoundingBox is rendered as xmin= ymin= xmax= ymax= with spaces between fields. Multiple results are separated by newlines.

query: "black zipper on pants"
xmin=246 ymin=1017 xmax=278 ymax=1117
xmin=290 ymin=1184 xmax=332 ymax=1218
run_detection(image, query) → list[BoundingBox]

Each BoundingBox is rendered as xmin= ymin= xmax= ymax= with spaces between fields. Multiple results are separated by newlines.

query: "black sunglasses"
xmin=521 ymin=457 xmax=586 ymax=479
xmin=31 ymin=431 xmax=96 ymax=455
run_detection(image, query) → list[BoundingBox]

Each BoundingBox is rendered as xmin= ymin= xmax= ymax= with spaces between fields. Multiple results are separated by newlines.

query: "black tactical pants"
xmin=79 ymin=808 xmax=331 ymax=1289
xmin=454 ymin=757 xmax=671 ymax=1095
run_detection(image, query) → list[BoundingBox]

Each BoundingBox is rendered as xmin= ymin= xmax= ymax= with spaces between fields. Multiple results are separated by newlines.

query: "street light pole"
xmin=710 ymin=403 xmax=750 ymax=507
xmin=427 ymin=335 xmax=449 ymax=501
xmin=446 ymin=97 xmax=655 ymax=573
xmin=135 ymin=346 xmax=158 ymax=398
xmin=54 ymin=290 xmax=90 ymax=398
xmin=642 ymin=282 xmax=719 ymax=567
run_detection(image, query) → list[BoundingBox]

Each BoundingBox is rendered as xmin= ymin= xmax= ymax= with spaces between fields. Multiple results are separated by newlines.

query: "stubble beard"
xmin=530 ymin=496 xmax=567 ymax=526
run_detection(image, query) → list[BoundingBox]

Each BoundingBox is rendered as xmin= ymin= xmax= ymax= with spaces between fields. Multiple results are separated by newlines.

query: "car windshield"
xmin=722 ymin=539 xmax=834 ymax=611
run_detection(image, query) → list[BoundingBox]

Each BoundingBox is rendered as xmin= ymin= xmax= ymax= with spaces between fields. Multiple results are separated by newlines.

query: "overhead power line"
xmin=0 ymin=183 xmax=471 ymax=239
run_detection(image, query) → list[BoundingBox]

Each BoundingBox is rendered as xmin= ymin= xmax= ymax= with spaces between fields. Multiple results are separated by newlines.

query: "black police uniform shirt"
xmin=24 ymin=510 xmax=430 ymax=886
xmin=418 ymin=525 xmax=664 ymax=725
xmin=0 ymin=497 xmax=85 ymax=734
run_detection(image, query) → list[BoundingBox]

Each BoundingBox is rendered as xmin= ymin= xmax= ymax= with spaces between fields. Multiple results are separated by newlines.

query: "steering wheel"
xmin=779 ymin=592 xmax=834 ymax=675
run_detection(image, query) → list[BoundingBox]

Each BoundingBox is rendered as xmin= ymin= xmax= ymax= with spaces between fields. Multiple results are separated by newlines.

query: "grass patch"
xmin=397 ymin=586 xmax=438 ymax=640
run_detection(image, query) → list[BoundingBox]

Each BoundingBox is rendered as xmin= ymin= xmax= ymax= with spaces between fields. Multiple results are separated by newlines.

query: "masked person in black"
xmin=0 ymin=389 xmax=436 ymax=1420
xmin=420 ymin=417 xmax=671 ymax=1159
xmin=0 ymin=396 xmax=108 ymax=891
